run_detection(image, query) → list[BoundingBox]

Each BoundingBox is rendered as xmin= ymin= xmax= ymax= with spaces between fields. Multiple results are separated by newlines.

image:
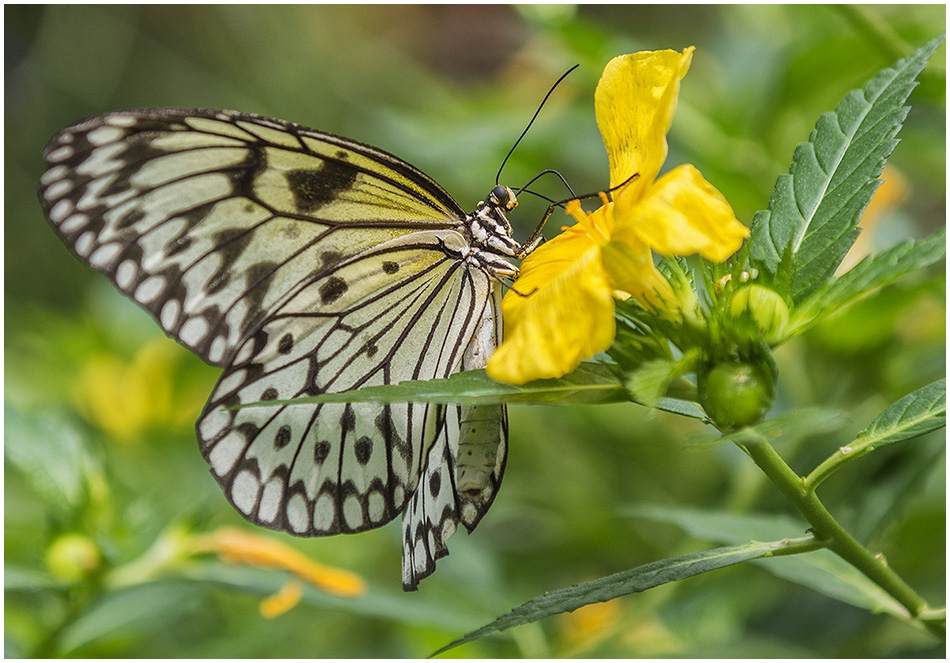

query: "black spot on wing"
xmin=278 ymin=333 xmax=294 ymax=354
xmin=286 ymin=158 xmax=358 ymax=213
xmin=341 ymin=405 xmax=356 ymax=432
xmin=314 ymin=440 xmax=331 ymax=464
xmin=275 ymin=425 xmax=291 ymax=448
xmin=319 ymin=276 xmax=348 ymax=304
xmin=354 ymin=436 xmax=373 ymax=465
xmin=116 ymin=209 xmax=145 ymax=231
xmin=261 ymin=387 xmax=278 ymax=401
xmin=382 ymin=261 xmax=399 ymax=274
xmin=320 ymin=251 xmax=343 ymax=268
xmin=166 ymin=233 xmax=193 ymax=258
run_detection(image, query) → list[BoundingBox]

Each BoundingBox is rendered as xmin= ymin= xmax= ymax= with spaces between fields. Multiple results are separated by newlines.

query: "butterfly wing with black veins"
xmin=402 ymin=286 xmax=507 ymax=589
xmin=39 ymin=108 xmax=514 ymax=589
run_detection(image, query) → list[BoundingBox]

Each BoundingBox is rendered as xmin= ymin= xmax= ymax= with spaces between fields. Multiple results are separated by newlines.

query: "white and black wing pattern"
xmin=402 ymin=285 xmax=507 ymax=589
xmin=39 ymin=108 xmax=521 ymax=589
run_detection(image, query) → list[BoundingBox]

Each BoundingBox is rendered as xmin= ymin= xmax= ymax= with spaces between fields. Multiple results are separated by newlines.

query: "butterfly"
xmin=39 ymin=108 xmax=542 ymax=590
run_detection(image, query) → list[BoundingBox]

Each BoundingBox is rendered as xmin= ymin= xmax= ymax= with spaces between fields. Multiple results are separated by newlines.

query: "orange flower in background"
xmin=190 ymin=527 xmax=366 ymax=617
xmin=487 ymin=47 xmax=749 ymax=385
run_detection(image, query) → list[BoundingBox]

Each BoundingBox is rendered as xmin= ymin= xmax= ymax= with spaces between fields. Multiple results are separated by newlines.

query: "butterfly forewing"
xmin=41 ymin=110 xmax=466 ymax=363
xmin=39 ymin=108 xmax=516 ymax=589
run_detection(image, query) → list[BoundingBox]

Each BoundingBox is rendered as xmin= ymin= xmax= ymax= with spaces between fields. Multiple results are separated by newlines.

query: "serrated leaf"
xmin=624 ymin=358 xmax=679 ymax=405
xmin=433 ymin=540 xmax=777 ymax=655
xmin=242 ymin=362 xmax=627 ymax=409
xmin=746 ymin=36 xmax=943 ymax=303
xmin=806 ymin=380 xmax=945 ymax=489
xmin=788 ymin=230 xmax=946 ymax=335
xmin=628 ymin=505 xmax=908 ymax=619
xmin=856 ymin=379 xmax=946 ymax=451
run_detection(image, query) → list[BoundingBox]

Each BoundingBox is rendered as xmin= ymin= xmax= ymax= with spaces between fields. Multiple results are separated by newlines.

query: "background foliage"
xmin=5 ymin=5 xmax=945 ymax=657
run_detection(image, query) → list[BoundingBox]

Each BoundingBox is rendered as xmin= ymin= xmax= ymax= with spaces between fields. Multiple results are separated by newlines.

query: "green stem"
xmin=804 ymin=443 xmax=868 ymax=490
xmin=765 ymin=534 xmax=827 ymax=557
xmin=736 ymin=435 xmax=942 ymax=638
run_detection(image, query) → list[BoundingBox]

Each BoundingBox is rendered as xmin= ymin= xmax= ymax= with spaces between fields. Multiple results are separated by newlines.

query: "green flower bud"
xmin=699 ymin=360 xmax=776 ymax=429
xmin=728 ymin=285 xmax=790 ymax=344
xmin=45 ymin=533 xmax=101 ymax=583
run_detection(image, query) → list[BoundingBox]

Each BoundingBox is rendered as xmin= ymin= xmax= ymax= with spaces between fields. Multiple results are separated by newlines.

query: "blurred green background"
xmin=5 ymin=5 xmax=945 ymax=658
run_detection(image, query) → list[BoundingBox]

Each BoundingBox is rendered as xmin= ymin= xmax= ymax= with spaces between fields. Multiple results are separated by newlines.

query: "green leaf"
xmin=745 ymin=35 xmax=944 ymax=303
xmin=788 ymin=230 xmax=946 ymax=336
xmin=654 ymin=397 xmax=709 ymax=422
xmin=4 ymin=566 xmax=63 ymax=591
xmin=858 ymin=378 xmax=946 ymax=447
xmin=686 ymin=406 xmax=848 ymax=447
xmin=624 ymin=358 xmax=679 ymax=406
xmin=3 ymin=407 xmax=99 ymax=517
xmin=433 ymin=540 xmax=780 ymax=655
xmin=628 ymin=505 xmax=909 ymax=619
xmin=57 ymin=582 xmax=205 ymax=655
xmin=807 ymin=379 xmax=946 ymax=488
xmin=183 ymin=562 xmax=492 ymax=632
xmin=239 ymin=363 xmax=627 ymax=408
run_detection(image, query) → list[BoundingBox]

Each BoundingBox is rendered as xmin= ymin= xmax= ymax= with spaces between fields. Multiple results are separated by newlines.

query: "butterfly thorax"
xmin=465 ymin=184 xmax=522 ymax=278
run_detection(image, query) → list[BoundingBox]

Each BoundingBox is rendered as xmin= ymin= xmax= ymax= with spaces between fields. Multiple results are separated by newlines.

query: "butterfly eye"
xmin=491 ymin=185 xmax=517 ymax=211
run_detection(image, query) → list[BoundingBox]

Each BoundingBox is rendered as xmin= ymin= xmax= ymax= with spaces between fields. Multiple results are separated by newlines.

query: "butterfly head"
xmin=489 ymin=185 xmax=518 ymax=213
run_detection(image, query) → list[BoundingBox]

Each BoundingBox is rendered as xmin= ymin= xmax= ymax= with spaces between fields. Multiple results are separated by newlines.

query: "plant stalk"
xmin=736 ymin=436 xmax=943 ymax=638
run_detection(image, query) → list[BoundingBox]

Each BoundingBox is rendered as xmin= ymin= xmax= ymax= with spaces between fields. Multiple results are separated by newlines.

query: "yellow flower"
xmin=189 ymin=527 xmax=366 ymax=617
xmin=73 ymin=337 xmax=205 ymax=441
xmin=74 ymin=339 xmax=176 ymax=441
xmin=487 ymin=47 xmax=749 ymax=384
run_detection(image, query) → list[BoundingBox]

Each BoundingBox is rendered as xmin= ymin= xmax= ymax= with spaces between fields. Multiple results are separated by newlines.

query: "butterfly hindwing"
xmin=402 ymin=288 xmax=508 ymax=589
xmin=199 ymin=243 xmax=496 ymax=536
xmin=39 ymin=108 xmax=517 ymax=589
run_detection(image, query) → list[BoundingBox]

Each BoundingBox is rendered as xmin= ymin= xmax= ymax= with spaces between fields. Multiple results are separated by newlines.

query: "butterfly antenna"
xmin=517 ymin=168 xmax=577 ymax=200
xmin=495 ymin=64 xmax=580 ymax=186
xmin=546 ymin=171 xmax=641 ymax=210
xmin=518 ymin=172 xmax=641 ymax=255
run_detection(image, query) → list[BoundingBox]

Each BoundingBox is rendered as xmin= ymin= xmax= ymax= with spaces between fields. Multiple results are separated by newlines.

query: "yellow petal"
xmin=595 ymin=47 xmax=694 ymax=204
xmin=259 ymin=579 xmax=304 ymax=619
xmin=619 ymin=164 xmax=749 ymax=262
xmin=601 ymin=236 xmax=677 ymax=312
xmin=501 ymin=202 xmax=609 ymax=324
xmin=487 ymin=244 xmax=615 ymax=384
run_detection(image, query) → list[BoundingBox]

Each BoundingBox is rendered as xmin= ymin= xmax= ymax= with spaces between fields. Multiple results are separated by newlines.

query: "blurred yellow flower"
xmin=190 ymin=527 xmax=366 ymax=618
xmin=487 ymin=47 xmax=749 ymax=384
xmin=557 ymin=598 xmax=622 ymax=653
xmin=74 ymin=338 xmax=178 ymax=441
